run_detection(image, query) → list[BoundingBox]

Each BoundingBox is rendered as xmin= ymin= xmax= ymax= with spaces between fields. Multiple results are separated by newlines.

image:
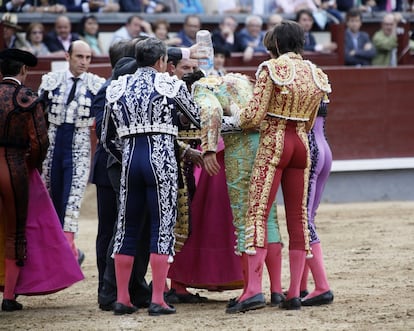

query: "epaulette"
xmin=106 ymin=74 xmax=130 ymax=104
xmin=39 ymin=71 xmax=65 ymax=91
xmin=256 ymin=55 xmax=296 ymax=86
xmin=191 ymin=75 xmax=223 ymax=95
xmin=305 ymin=61 xmax=331 ymax=93
xmin=154 ymin=72 xmax=186 ymax=98
xmin=14 ymin=85 xmax=41 ymax=111
xmin=84 ymin=72 xmax=106 ymax=95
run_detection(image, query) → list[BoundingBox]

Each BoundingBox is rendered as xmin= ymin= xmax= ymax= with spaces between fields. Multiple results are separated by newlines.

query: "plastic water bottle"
xmin=196 ymin=30 xmax=214 ymax=76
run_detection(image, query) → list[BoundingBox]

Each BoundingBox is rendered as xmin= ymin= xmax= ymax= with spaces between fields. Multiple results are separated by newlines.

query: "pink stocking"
xmin=150 ymin=253 xmax=170 ymax=308
xmin=4 ymin=259 xmax=20 ymax=300
xmin=64 ymin=231 xmax=78 ymax=259
xmin=265 ymin=243 xmax=282 ymax=294
xmin=300 ymin=264 xmax=310 ymax=293
xmin=239 ymin=247 xmax=266 ymax=301
xmin=114 ymin=253 xmax=134 ymax=306
xmin=305 ymin=243 xmax=330 ymax=298
xmin=286 ymin=250 xmax=306 ymax=299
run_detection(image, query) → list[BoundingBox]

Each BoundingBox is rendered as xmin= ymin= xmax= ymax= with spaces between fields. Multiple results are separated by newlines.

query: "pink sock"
xmin=114 ymin=254 xmax=134 ymax=306
xmin=305 ymin=243 xmax=330 ymax=299
xmin=240 ymin=247 xmax=266 ymax=301
xmin=300 ymin=264 xmax=310 ymax=292
xmin=286 ymin=250 xmax=306 ymax=299
xmin=150 ymin=253 xmax=170 ymax=307
xmin=4 ymin=259 xmax=20 ymax=300
xmin=265 ymin=243 xmax=283 ymax=294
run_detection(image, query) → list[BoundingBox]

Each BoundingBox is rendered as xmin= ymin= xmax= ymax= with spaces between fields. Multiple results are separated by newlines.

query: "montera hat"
xmin=1 ymin=13 xmax=23 ymax=31
xmin=0 ymin=49 xmax=38 ymax=67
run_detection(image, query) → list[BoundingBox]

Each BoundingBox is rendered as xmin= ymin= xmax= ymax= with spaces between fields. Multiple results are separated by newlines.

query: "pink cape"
xmin=0 ymin=169 xmax=84 ymax=295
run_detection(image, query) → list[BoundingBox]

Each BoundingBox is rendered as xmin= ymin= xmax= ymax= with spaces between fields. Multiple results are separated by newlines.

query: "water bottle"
xmin=196 ymin=30 xmax=214 ymax=76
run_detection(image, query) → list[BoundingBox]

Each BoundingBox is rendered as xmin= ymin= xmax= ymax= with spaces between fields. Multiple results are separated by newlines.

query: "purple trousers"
xmin=307 ymin=116 xmax=332 ymax=244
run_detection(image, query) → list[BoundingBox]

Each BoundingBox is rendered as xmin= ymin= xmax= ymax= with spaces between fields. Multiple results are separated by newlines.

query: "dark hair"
xmin=127 ymin=15 xmax=143 ymax=25
xmin=135 ymin=37 xmax=167 ymax=67
xmin=0 ymin=59 xmax=24 ymax=76
xmin=78 ymin=14 xmax=99 ymax=38
xmin=296 ymin=9 xmax=314 ymax=22
xmin=109 ymin=40 xmax=129 ymax=68
xmin=346 ymin=7 xmax=362 ymax=21
xmin=264 ymin=20 xmax=304 ymax=57
xmin=153 ymin=19 xmax=170 ymax=31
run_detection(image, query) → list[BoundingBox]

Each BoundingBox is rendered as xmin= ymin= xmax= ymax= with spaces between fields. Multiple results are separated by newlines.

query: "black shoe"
xmin=148 ymin=303 xmax=176 ymax=316
xmin=279 ymin=297 xmax=301 ymax=310
xmin=270 ymin=292 xmax=285 ymax=306
xmin=226 ymin=297 xmax=238 ymax=308
xmin=77 ymin=249 xmax=85 ymax=266
xmin=301 ymin=290 xmax=334 ymax=306
xmin=165 ymin=288 xmax=208 ymax=304
xmin=113 ymin=302 xmax=138 ymax=315
xmin=99 ymin=302 xmax=114 ymax=311
xmin=2 ymin=299 xmax=23 ymax=312
xmin=283 ymin=289 xmax=308 ymax=298
xmin=225 ymin=293 xmax=266 ymax=314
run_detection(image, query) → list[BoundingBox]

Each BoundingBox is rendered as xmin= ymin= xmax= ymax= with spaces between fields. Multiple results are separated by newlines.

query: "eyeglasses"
xmin=31 ymin=31 xmax=43 ymax=34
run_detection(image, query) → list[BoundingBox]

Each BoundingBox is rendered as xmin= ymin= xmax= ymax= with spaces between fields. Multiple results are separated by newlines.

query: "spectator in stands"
xmin=344 ymin=8 xmax=376 ymax=65
xmin=177 ymin=0 xmax=204 ymax=13
xmin=110 ymin=15 xmax=153 ymax=46
xmin=276 ymin=0 xmax=318 ymax=14
xmin=372 ymin=13 xmax=398 ymax=66
xmin=211 ymin=15 xmax=243 ymax=53
xmin=25 ymin=22 xmax=51 ymax=56
xmin=78 ymin=14 xmax=105 ymax=56
xmin=23 ymin=0 xmax=67 ymax=13
xmin=1 ymin=13 xmax=28 ymax=50
xmin=176 ymin=15 xmax=202 ymax=47
xmin=153 ymin=19 xmax=182 ymax=46
xmin=336 ymin=0 xmax=376 ymax=13
xmin=56 ymin=0 xmax=89 ymax=12
xmin=296 ymin=9 xmax=338 ymax=53
xmin=372 ymin=0 xmax=403 ymax=12
xmin=266 ymin=13 xmax=283 ymax=31
xmin=215 ymin=0 xmax=253 ymax=14
xmin=0 ymin=0 xmax=31 ymax=12
xmin=211 ymin=45 xmax=231 ymax=76
xmin=236 ymin=15 xmax=267 ymax=62
xmin=314 ymin=0 xmax=344 ymax=23
xmin=44 ymin=15 xmax=80 ymax=53
xmin=119 ymin=0 xmax=169 ymax=12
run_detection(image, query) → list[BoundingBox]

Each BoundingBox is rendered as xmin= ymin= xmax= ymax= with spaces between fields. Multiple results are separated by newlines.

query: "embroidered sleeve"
xmin=174 ymin=84 xmax=201 ymax=129
xmin=239 ymin=65 xmax=274 ymax=129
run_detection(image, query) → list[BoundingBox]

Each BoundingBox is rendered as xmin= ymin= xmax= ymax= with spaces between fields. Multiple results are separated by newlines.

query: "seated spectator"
xmin=337 ymin=0 xmax=376 ymax=13
xmin=236 ymin=15 xmax=267 ymax=62
xmin=153 ymin=19 xmax=182 ymax=46
xmin=211 ymin=15 xmax=243 ymax=53
xmin=24 ymin=0 xmax=67 ymax=13
xmin=211 ymin=45 xmax=231 ymax=76
xmin=177 ymin=0 xmax=204 ymax=14
xmin=314 ymin=0 xmax=344 ymax=23
xmin=344 ymin=8 xmax=376 ymax=65
xmin=296 ymin=9 xmax=337 ymax=53
xmin=43 ymin=15 xmax=80 ymax=53
xmin=1 ymin=13 xmax=29 ymax=49
xmin=110 ymin=15 xmax=153 ymax=46
xmin=25 ymin=22 xmax=51 ymax=56
xmin=0 ymin=0 xmax=31 ymax=12
xmin=56 ymin=0 xmax=90 ymax=12
xmin=119 ymin=0 xmax=169 ymax=12
xmin=372 ymin=13 xmax=398 ymax=66
xmin=266 ymin=13 xmax=283 ymax=31
xmin=215 ymin=0 xmax=252 ymax=14
xmin=373 ymin=0 xmax=403 ymax=12
xmin=176 ymin=15 xmax=202 ymax=47
xmin=78 ymin=14 xmax=105 ymax=56
xmin=276 ymin=0 xmax=317 ymax=14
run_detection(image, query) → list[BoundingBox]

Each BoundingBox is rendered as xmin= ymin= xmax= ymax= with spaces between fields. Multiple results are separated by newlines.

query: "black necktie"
xmin=66 ymin=77 xmax=80 ymax=105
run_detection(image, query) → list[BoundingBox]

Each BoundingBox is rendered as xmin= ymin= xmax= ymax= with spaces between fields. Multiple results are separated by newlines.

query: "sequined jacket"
xmin=238 ymin=53 xmax=331 ymax=132
xmin=39 ymin=71 xmax=105 ymax=127
xmin=0 ymin=80 xmax=49 ymax=168
xmin=103 ymin=67 xmax=201 ymax=162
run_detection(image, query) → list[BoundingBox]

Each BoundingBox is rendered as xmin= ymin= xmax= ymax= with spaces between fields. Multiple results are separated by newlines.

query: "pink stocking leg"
xmin=305 ymin=243 xmax=330 ymax=299
xmin=286 ymin=250 xmax=306 ymax=299
xmin=150 ymin=253 xmax=170 ymax=308
xmin=239 ymin=247 xmax=266 ymax=301
xmin=265 ymin=243 xmax=283 ymax=294
xmin=114 ymin=253 xmax=134 ymax=306
xmin=4 ymin=259 xmax=20 ymax=300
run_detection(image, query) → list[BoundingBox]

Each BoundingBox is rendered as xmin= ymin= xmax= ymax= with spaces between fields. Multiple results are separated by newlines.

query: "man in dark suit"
xmin=44 ymin=15 xmax=80 ymax=53
xmin=344 ymin=8 xmax=376 ymax=66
